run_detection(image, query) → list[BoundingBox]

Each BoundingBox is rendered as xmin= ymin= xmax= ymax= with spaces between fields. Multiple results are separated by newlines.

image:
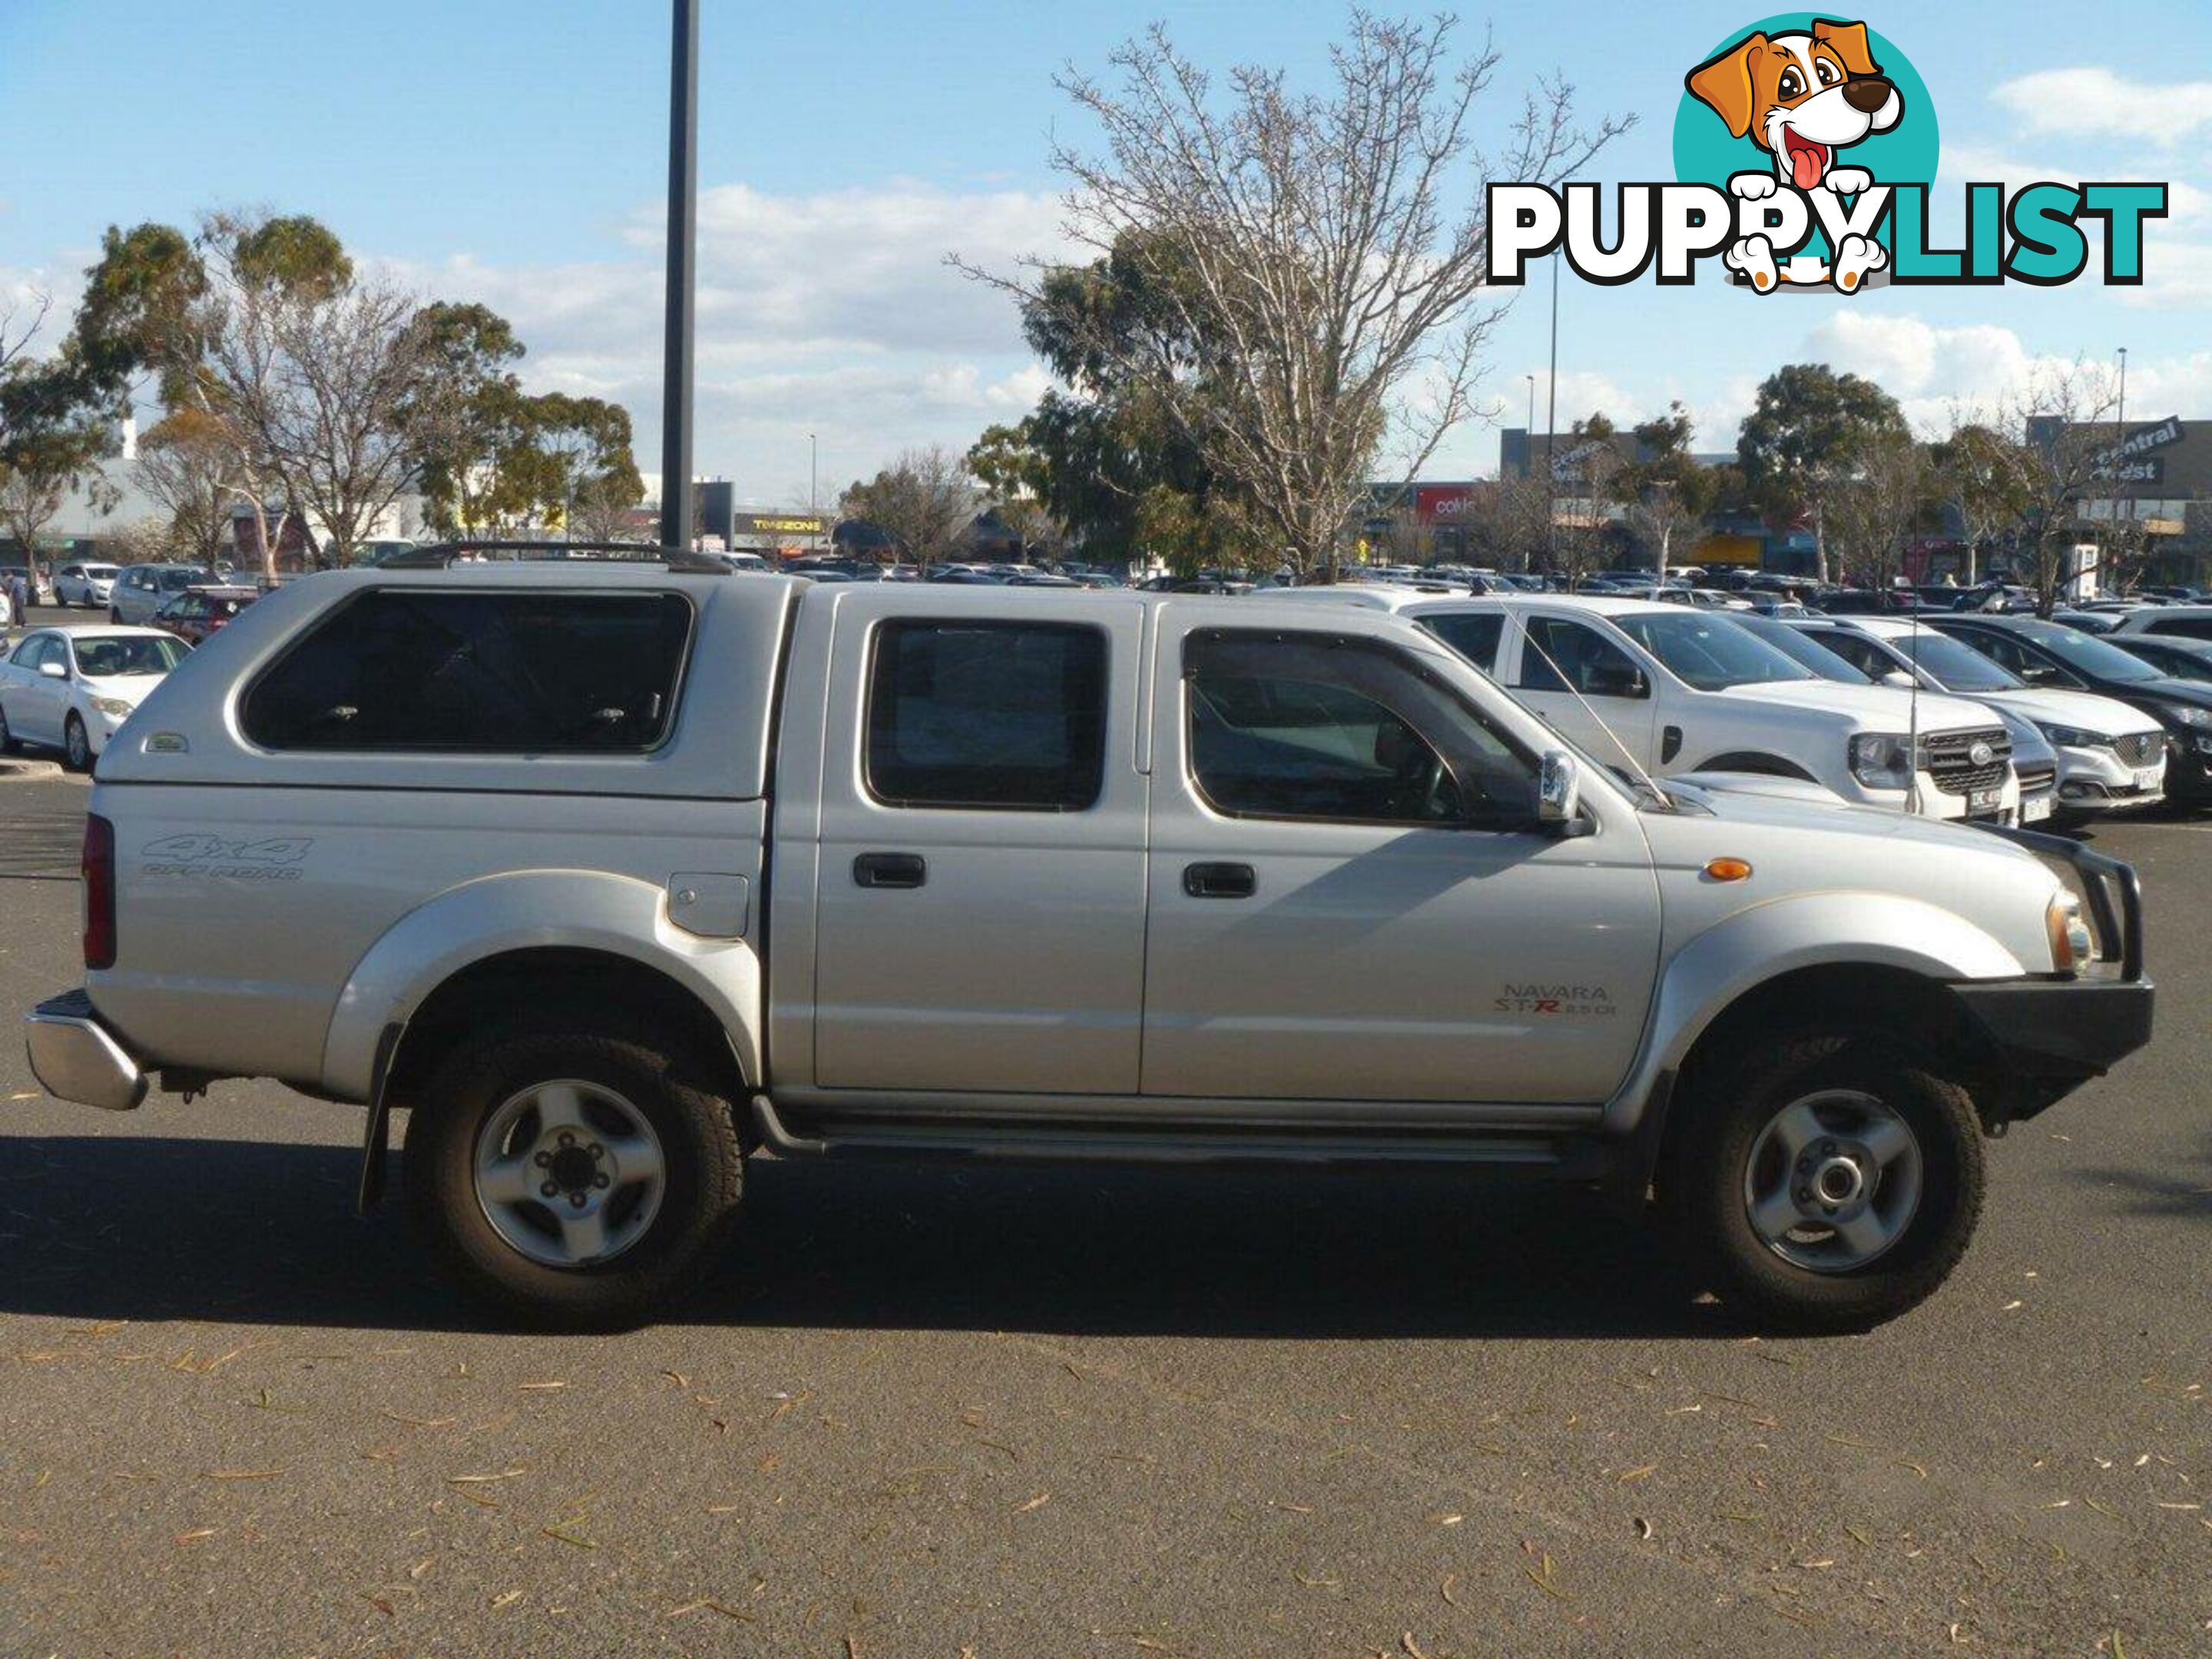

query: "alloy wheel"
xmin=472 ymin=1078 xmax=667 ymax=1268
xmin=1741 ymin=1088 xmax=1923 ymax=1273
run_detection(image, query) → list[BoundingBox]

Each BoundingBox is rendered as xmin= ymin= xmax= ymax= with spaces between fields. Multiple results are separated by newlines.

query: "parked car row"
xmin=1259 ymin=586 xmax=2197 ymax=830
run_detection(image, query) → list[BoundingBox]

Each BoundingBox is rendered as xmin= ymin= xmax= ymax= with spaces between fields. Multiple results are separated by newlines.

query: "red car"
xmin=150 ymin=584 xmax=260 ymax=646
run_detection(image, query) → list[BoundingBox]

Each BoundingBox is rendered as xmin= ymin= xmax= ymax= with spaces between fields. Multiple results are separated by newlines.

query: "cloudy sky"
xmin=3 ymin=0 xmax=2207 ymax=512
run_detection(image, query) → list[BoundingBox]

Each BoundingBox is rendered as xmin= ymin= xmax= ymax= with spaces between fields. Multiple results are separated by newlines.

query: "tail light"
xmin=82 ymin=813 xmax=117 ymax=970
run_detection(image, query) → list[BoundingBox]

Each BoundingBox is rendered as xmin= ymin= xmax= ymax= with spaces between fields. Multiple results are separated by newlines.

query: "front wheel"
xmin=401 ymin=1018 xmax=744 ymax=1330
xmin=1666 ymin=1032 xmax=1985 ymax=1333
xmin=62 ymin=714 xmax=91 ymax=773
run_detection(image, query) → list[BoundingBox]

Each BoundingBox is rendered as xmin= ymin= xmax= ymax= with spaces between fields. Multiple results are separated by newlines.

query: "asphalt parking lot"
xmin=1 ymin=777 xmax=2207 ymax=1656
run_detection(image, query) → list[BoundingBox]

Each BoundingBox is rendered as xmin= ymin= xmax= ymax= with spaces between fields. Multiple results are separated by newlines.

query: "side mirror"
xmin=38 ymin=660 xmax=68 ymax=680
xmin=1880 ymin=669 xmax=1916 ymax=690
xmin=1538 ymin=750 xmax=1587 ymax=834
xmin=1585 ymin=664 xmax=1648 ymax=699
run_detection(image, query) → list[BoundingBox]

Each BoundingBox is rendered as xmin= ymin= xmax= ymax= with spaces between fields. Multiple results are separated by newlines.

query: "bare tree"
xmin=840 ymin=446 xmax=979 ymax=574
xmin=1825 ymin=431 xmax=1930 ymax=591
xmin=1929 ymin=409 xmax=2028 ymax=586
xmin=220 ymin=276 xmax=435 ymax=567
xmin=1551 ymin=417 xmax=1626 ymax=584
xmin=958 ymin=13 xmax=1625 ymax=578
xmin=133 ymin=409 xmax=237 ymax=568
xmin=0 ymin=290 xmax=53 ymax=389
xmin=0 ymin=447 xmax=114 ymax=572
xmin=1461 ymin=472 xmax=1550 ymax=572
xmin=569 ymin=485 xmax=651 ymax=545
xmin=1624 ymin=487 xmax=1703 ymax=573
xmin=1994 ymin=361 xmax=2126 ymax=614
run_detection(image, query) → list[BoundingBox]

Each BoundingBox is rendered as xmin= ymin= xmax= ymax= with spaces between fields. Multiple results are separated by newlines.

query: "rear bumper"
xmin=25 ymin=988 xmax=147 ymax=1111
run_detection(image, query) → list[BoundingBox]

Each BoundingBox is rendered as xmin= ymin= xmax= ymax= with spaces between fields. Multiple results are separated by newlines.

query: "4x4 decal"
xmin=140 ymin=834 xmax=314 ymax=880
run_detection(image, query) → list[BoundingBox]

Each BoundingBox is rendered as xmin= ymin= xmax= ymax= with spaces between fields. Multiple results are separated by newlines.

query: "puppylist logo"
xmin=1488 ymin=14 xmax=2168 ymax=295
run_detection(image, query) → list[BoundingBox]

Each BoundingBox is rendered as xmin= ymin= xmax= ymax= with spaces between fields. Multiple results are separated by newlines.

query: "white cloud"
xmin=1795 ymin=311 xmax=2212 ymax=431
xmin=377 ymin=177 xmax=1077 ymax=495
xmin=1941 ymin=144 xmax=2207 ymax=222
xmin=1990 ymin=68 xmax=2212 ymax=148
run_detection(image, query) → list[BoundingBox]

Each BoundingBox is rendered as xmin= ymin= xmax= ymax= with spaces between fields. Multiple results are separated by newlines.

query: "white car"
xmin=54 ymin=562 xmax=121 ymax=608
xmin=1792 ymin=617 xmax=2168 ymax=817
xmin=0 ymin=625 xmax=189 ymax=770
xmin=1270 ymin=589 xmax=2018 ymax=823
xmin=110 ymin=564 xmax=217 ymax=625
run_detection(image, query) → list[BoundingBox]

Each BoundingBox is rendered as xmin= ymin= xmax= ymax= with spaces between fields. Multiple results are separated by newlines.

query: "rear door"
xmin=810 ymin=597 xmax=1150 ymax=1094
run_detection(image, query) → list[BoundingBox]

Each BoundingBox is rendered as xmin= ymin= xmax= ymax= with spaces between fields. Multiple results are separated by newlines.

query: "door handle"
xmin=1183 ymin=861 xmax=1256 ymax=899
xmin=853 ymin=851 xmax=926 ymax=890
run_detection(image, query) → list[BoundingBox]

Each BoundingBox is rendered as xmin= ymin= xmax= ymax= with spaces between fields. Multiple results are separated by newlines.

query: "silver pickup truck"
xmin=26 ymin=548 xmax=2154 ymax=1330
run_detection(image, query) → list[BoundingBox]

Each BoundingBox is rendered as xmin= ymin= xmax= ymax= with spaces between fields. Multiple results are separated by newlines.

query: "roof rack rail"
xmin=377 ymin=540 xmax=732 ymax=575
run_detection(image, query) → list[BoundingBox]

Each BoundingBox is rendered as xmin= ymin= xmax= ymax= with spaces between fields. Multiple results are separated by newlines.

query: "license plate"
xmin=2134 ymin=767 xmax=2161 ymax=793
xmin=1969 ymin=787 xmax=2002 ymax=814
xmin=2025 ymin=795 xmax=2053 ymax=822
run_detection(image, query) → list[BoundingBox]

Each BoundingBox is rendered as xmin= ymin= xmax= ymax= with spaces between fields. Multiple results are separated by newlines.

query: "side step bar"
xmin=748 ymin=1094 xmax=1616 ymax=1178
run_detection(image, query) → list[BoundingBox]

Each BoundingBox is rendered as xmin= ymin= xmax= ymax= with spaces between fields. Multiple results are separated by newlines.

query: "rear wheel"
xmin=1666 ymin=1032 xmax=1985 ymax=1333
xmin=401 ymin=1018 xmax=744 ymax=1330
xmin=0 ymin=703 xmax=15 ymax=754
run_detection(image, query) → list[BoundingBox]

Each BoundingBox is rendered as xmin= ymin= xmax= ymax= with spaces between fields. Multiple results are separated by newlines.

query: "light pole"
xmin=809 ymin=432 xmax=820 ymax=551
xmin=657 ymin=0 xmax=700 ymax=551
xmin=1524 ymin=374 xmax=1535 ymax=452
xmin=2116 ymin=346 xmax=2128 ymax=435
xmin=1544 ymin=250 xmax=1560 ymax=575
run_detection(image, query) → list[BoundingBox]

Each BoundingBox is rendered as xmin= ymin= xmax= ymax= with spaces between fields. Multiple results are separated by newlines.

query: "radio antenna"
xmin=1502 ymin=606 xmax=1672 ymax=807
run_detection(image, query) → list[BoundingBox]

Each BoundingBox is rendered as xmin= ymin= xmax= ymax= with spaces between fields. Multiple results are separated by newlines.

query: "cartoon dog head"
xmin=1686 ymin=18 xmax=1902 ymax=191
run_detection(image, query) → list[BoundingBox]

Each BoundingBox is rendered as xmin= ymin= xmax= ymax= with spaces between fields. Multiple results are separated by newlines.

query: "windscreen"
xmin=1730 ymin=616 xmax=1868 ymax=681
xmin=1614 ymin=612 xmax=1813 ymax=690
xmin=74 ymin=634 xmax=187 ymax=677
xmin=2015 ymin=619 xmax=2161 ymax=682
xmin=1885 ymin=630 xmax=2024 ymax=691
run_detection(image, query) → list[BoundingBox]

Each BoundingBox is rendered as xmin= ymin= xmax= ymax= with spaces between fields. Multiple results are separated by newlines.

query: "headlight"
xmin=91 ymin=696 xmax=135 ymax=720
xmin=2035 ymin=722 xmax=2107 ymax=749
xmin=2046 ymin=891 xmax=2091 ymax=972
xmin=1848 ymin=732 xmax=1914 ymax=789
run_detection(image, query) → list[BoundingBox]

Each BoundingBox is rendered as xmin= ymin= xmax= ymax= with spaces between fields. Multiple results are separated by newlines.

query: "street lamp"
xmin=1544 ymin=250 xmax=1560 ymax=572
xmin=657 ymin=0 xmax=700 ymax=551
xmin=2116 ymin=346 xmax=2128 ymax=435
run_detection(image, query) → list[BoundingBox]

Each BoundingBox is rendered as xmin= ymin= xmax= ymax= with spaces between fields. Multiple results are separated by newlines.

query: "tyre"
xmin=0 ymin=703 xmax=15 ymax=755
xmin=401 ymin=1017 xmax=744 ymax=1330
xmin=1666 ymin=1031 xmax=1985 ymax=1333
xmin=108 ymin=608 xmax=121 ymax=624
xmin=62 ymin=714 xmax=91 ymax=773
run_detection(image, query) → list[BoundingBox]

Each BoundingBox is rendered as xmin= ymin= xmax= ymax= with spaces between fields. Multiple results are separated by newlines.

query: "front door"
xmin=10 ymin=635 xmax=67 ymax=743
xmin=1505 ymin=612 xmax=1662 ymax=777
xmin=1141 ymin=620 xmax=1661 ymax=1104
xmin=810 ymin=601 xmax=1149 ymax=1094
